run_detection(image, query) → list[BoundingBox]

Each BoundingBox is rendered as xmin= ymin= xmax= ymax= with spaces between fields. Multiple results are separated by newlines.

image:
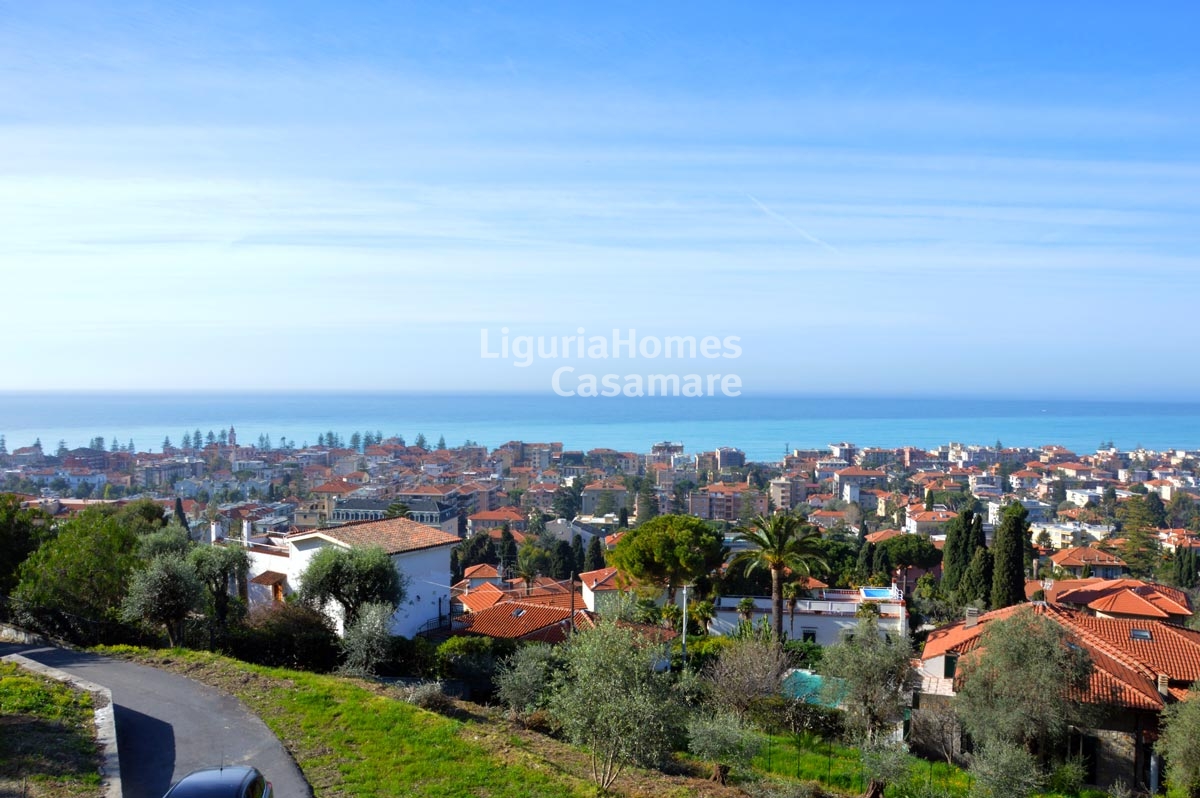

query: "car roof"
xmin=163 ymin=766 xmax=260 ymax=798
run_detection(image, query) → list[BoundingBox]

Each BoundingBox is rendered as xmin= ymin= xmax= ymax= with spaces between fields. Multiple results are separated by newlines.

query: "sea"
xmin=2 ymin=392 xmax=1200 ymax=462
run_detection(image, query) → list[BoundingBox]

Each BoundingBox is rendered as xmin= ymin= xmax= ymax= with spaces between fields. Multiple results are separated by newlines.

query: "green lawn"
xmin=752 ymin=733 xmax=971 ymax=797
xmin=0 ymin=661 xmax=101 ymax=798
xmin=94 ymin=646 xmax=592 ymax=798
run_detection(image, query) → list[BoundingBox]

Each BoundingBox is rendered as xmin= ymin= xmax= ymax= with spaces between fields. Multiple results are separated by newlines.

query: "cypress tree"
xmin=991 ymin=503 xmax=1030 ymax=609
xmin=497 ymin=525 xmax=518 ymax=569
xmin=872 ymin=544 xmax=893 ymax=578
xmin=584 ymin=535 xmax=605 ymax=572
xmin=552 ymin=540 xmax=574 ymax=580
xmin=857 ymin=541 xmax=876 ymax=580
xmin=571 ymin=533 xmax=585 ymax=574
xmin=942 ymin=509 xmax=973 ymax=592
xmin=960 ymin=547 xmax=994 ymax=608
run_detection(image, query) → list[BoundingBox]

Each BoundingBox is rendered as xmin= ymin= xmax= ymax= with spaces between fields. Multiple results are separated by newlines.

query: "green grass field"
xmin=0 ymin=661 xmax=101 ymax=798
xmin=94 ymin=646 xmax=594 ymax=798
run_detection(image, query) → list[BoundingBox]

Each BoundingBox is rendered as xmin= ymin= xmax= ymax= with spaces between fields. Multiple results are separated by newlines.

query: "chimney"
xmin=1158 ymin=673 xmax=1170 ymax=697
xmin=965 ymin=607 xmax=980 ymax=629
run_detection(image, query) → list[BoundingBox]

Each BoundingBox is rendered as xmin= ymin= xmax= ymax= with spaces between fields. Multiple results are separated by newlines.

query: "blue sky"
xmin=2 ymin=2 xmax=1198 ymax=396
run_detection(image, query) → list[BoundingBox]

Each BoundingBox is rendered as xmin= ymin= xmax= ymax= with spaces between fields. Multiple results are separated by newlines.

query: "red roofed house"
xmin=246 ymin=515 xmax=460 ymax=638
xmin=914 ymin=603 xmax=1200 ymax=789
xmin=453 ymin=600 xmax=595 ymax=644
xmin=1051 ymin=546 xmax=1127 ymax=579
xmin=580 ymin=480 xmax=629 ymax=516
xmin=1031 ymin=578 xmax=1193 ymax=624
xmin=579 ymin=566 xmax=630 ymax=613
xmin=905 ymin=508 xmax=958 ymax=536
xmin=468 ymin=505 xmax=528 ymax=535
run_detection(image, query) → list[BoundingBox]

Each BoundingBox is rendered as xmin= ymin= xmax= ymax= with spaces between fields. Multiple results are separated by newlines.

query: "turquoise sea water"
xmin=2 ymin=393 xmax=1199 ymax=462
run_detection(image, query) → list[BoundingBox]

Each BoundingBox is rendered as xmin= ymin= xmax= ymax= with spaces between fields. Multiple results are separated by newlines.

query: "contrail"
xmin=746 ymin=193 xmax=842 ymax=256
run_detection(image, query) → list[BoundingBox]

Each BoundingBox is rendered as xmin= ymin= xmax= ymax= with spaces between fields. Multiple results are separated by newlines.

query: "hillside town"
xmin=4 ymin=430 xmax=1200 ymax=794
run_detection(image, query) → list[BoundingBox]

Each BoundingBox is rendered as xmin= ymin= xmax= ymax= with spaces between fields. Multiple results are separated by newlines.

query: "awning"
xmin=250 ymin=570 xmax=287 ymax=586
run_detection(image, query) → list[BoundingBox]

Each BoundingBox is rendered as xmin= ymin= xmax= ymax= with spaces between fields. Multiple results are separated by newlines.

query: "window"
xmin=802 ymin=628 xmax=817 ymax=643
xmin=1131 ymin=628 xmax=1152 ymax=641
xmin=944 ymin=653 xmax=958 ymax=679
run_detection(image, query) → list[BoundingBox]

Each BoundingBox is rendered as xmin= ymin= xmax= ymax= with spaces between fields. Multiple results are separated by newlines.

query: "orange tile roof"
xmin=456 ymin=600 xmax=594 ymax=641
xmin=311 ymin=480 xmax=360 ymax=495
xmin=865 ymin=529 xmax=905 ymax=544
xmin=456 ymin=582 xmax=508 ymax=613
xmin=463 ymin=563 xmax=500 ymax=579
xmin=290 ymin=516 xmax=460 ymax=555
xmin=1051 ymin=546 xmax=1126 ymax=568
xmin=470 ymin=506 xmax=526 ymax=522
xmin=580 ymin=566 xmax=623 ymax=591
xmin=835 ymin=466 xmax=887 ymax=477
xmin=921 ymin=604 xmax=1200 ymax=711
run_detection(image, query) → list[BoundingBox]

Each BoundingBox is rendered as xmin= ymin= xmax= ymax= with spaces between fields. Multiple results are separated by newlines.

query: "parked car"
xmin=162 ymin=766 xmax=273 ymax=798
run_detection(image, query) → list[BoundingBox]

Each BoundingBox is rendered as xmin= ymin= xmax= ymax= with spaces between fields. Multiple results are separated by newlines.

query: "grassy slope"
xmin=94 ymin=647 xmax=746 ymax=798
xmin=0 ymin=661 xmax=102 ymax=798
xmin=752 ymin=734 xmax=971 ymax=797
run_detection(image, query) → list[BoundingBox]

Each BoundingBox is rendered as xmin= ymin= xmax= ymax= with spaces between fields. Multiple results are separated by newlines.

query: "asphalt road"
xmin=0 ymin=644 xmax=310 ymax=798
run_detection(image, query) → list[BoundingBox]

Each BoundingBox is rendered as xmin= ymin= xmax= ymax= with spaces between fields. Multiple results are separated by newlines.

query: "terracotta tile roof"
xmin=1051 ymin=546 xmax=1127 ymax=568
xmin=908 ymin=510 xmax=957 ymax=524
xmin=455 ymin=600 xmax=594 ymax=641
xmin=921 ymin=604 xmax=1200 ymax=711
xmin=835 ymin=467 xmax=887 ymax=477
xmin=1051 ymin=579 xmax=1191 ymax=618
xmin=290 ymin=516 xmax=460 ymax=555
xmin=486 ymin=527 xmax=527 ymax=544
xmin=249 ymin=570 xmax=287 ymax=586
xmin=456 ymin=582 xmax=508 ymax=613
xmin=865 ymin=529 xmax=905 ymax=544
xmin=311 ymin=480 xmax=360 ymax=495
xmin=463 ymin=563 xmax=500 ymax=579
xmin=470 ymin=506 xmax=526 ymax=522
xmin=580 ymin=566 xmax=623 ymax=591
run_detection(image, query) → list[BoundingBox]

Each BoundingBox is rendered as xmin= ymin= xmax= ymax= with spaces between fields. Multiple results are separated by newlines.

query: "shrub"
xmin=436 ymin=635 xmax=516 ymax=699
xmin=228 ymin=603 xmax=340 ymax=672
xmin=783 ymin=639 xmax=823 ymax=669
xmin=1048 ymin=757 xmax=1086 ymax=797
xmin=968 ymin=740 xmax=1045 ymax=798
xmin=402 ymin=681 xmax=456 ymax=714
xmin=747 ymin=695 xmax=844 ymax=740
xmin=379 ymin=635 xmax=437 ymax=678
xmin=339 ymin=602 xmax=394 ymax=676
xmin=704 ymin=636 xmax=788 ymax=721
xmin=495 ymin=643 xmax=559 ymax=720
xmin=688 ymin=713 xmax=764 ymax=784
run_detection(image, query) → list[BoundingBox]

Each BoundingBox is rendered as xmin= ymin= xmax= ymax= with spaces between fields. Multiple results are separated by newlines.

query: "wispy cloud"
xmin=745 ymin=194 xmax=842 ymax=256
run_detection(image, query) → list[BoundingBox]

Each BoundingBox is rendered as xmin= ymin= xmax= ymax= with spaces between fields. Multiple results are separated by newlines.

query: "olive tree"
xmin=954 ymin=607 xmax=1092 ymax=758
xmin=299 ymin=545 xmax=404 ymax=627
xmin=819 ymin=616 xmax=912 ymax=744
xmin=495 ymin=643 xmax=559 ymax=722
xmin=687 ymin=713 xmax=763 ymax=785
xmin=1158 ymin=685 xmax=1200 ymax=798
xmin=121 ymin=554 xmax=202 ymax=646
xmin=549 ymin=621 xmax=683 ymax=789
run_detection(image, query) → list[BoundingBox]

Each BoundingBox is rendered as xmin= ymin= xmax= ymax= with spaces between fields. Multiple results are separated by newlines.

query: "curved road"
xmin=0 ymin=644 xmax=310 ymax=798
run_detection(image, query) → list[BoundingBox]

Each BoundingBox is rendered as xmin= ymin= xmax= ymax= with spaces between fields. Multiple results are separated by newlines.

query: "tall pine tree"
xmin=991 ymin=502 xmax=1030 ymax=609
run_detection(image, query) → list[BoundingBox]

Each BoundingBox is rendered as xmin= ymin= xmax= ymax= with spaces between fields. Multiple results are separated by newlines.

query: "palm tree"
xmin=782 ymin=580 xmax=803 ymax=640
xmin=691 ymin=599 xmax=715 ymax=634
xmin=385 ymin=502 xmax=411 ymax=519
xmin=514 ymin=542 xmax=543 ymax=596
xmin=731 ymin=514 xmax=827 ymax=643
